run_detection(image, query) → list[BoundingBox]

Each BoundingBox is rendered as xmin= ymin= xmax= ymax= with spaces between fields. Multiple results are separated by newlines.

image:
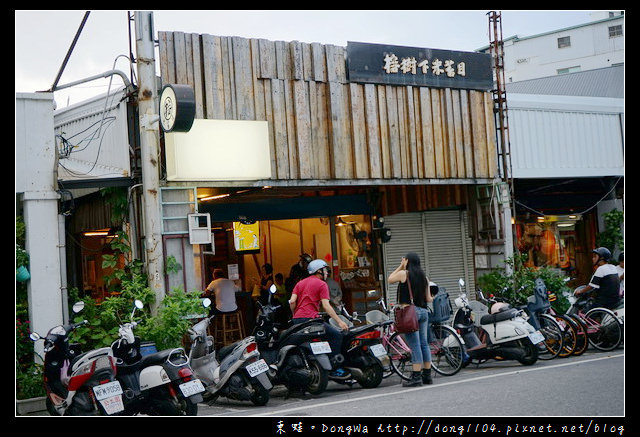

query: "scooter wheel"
xmin=357 ymin=363 xmax=383 ymax=389
xmin=250 ymin=384 xmax=270 ymax=406
xmin=306 ymin=359 xmax=329 ymax=395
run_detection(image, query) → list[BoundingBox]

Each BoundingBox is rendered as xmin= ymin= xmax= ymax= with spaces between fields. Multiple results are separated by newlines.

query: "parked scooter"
xmin=110 ymin=300 xmax=205 ymax=415
xmin=254 ymin=284 xmax=333 ymax=395
xmin=453 ymin=279 xmax=542 ymax=366
xmin=324 ymin=304 xmax=391 ymax=388
xmin=30 ymin=301 xmax=125 ymax=416
xmin=187 ymin=298 xmax=272 ymax=406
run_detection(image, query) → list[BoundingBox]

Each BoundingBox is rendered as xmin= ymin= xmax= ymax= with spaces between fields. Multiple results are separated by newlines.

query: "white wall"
xmin=16 ymin=93 xmax=64 ymax=361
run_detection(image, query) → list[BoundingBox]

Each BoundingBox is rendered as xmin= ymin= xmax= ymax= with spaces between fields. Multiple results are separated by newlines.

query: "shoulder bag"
xmin=394 ymin=271 xmax=419 ymax=334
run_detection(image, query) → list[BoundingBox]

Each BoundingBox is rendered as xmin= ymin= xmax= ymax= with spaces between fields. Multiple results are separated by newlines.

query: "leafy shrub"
xmin=477 ymin=254 xmax=571 ymax=313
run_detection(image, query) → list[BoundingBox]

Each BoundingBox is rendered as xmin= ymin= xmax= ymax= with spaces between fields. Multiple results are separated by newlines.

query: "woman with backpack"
xmin=388 ymin=252 xmax=435 ymax=387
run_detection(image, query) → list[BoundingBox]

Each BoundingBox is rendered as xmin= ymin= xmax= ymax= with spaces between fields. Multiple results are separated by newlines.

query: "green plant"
xmin=477 ymin=254 xmax=571 ymax=313
xmin=16 ymin=362 xmax=45 ymax=399
xmin=596 ymin=208 xmax=624 ymax=259
xmin=137 ymin=287 xmax=204 ymax=350
xmin=165 ymin=255 xmax=183 ymax=276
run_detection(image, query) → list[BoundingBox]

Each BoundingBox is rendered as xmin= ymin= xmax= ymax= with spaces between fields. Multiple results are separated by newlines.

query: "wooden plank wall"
xmin=158 ymin=32 xmax=498 ymax=182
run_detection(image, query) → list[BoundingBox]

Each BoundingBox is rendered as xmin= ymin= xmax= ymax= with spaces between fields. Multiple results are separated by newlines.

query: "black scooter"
xmin=30 ymin=301 xmax=124 ymax=416
xmin=323 ymin=304 xmax=391 ymax=389
xmin=254 ymin=285 xmax=333 ymax=395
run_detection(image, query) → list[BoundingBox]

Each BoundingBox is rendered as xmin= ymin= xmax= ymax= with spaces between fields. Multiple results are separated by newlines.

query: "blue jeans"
xmin=401 ymin=306 xmax=432 ymax=365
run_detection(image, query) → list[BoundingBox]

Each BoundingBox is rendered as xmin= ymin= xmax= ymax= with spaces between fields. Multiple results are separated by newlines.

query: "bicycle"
xmin=545 ymin=291 xmax=585 ymax=357
xmin=366 ymin=298 xmax=464 ymax=380
xmin=565 ymin=286 xmax=623 ymax=352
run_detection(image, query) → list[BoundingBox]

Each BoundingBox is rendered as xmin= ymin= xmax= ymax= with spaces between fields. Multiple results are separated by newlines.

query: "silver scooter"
xmin=187 ymin=298 xmax=272 ymax=406
xmin=453 ymin=279 xmax=543 ymax=366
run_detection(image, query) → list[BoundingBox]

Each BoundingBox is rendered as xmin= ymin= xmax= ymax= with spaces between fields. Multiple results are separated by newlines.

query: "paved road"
xmin=197 ymin=349 xmax=624 ymax=417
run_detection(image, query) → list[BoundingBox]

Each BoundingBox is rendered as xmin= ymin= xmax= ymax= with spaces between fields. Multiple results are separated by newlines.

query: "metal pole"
xmin=134 ymin=11 xmax=165 ymax=313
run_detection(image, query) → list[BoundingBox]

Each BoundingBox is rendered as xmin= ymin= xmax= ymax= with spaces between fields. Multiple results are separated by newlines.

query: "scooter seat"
xmin=480 ymin=308 xmax=520 ymax=325
xmin=139 ymin=348 xmax=176 ymax=367
xmin=348 ymin=324 xmax=378 ymax=336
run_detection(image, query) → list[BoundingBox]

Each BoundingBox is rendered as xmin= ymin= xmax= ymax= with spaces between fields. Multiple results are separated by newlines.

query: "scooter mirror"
xmin=29 ymin=332 xmax=41 ymax=342
xmin=269 ymin=284 xmax=277 ymax=294
xmin=458 ymin=278 xmax=465 ymax=287
xmin=72 ymin=301 xmax=85 ymax=313
xmin=202 ymin=297 xmax=212 ymax=308
xmin=134 ymin=300 xmax=144 ymax=309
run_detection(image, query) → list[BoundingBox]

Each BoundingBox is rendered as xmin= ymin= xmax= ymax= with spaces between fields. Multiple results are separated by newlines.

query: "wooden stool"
xmin=213 ymin=311 xmax=245 ymax=348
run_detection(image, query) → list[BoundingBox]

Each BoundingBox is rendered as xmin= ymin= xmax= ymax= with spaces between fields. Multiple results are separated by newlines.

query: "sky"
xmin=15 ymin=10 xmax=605 ymax=109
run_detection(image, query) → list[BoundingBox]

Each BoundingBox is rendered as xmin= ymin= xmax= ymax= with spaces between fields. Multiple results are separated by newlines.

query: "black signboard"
xmin=346 ymin=41 xmax=493 ymax=91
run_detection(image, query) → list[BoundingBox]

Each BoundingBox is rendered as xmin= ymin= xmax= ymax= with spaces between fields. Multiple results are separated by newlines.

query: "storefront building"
xmin=506 ymin=80 xmax=624 ymax=286
xmin=154 ymin=32 xmax=501 ymax=322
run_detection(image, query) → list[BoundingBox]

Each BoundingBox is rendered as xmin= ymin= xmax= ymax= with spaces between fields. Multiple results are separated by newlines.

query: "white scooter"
xmin=453 ymin=279 xmax=543 ymax=366
xmin=187 ymin=298 xmax=273 ymax=406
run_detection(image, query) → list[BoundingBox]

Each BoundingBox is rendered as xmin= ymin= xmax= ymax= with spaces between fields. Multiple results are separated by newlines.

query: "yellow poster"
xmin=233 ymin=221 xmax=260 ymax=252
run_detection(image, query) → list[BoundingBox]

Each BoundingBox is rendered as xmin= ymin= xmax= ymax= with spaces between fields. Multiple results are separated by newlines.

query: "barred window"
xmin=557 ymin=36 xmax=571 ymax=49
xmin=609 ymin=25 xmax=623 ymax=38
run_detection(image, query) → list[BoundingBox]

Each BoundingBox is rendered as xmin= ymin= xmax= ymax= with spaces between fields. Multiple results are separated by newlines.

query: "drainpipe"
xmin=135 ymin=11 xmax=165 ymax=313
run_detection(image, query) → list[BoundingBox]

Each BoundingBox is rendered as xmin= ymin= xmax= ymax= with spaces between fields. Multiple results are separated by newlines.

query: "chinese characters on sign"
xmin=382 ymin=53 xmax=466 ymax=78
xmin=346 ymin=42 xmax=493 ymax=91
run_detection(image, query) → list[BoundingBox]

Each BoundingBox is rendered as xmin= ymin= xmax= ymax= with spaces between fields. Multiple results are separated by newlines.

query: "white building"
xmin=479 ymin=11 xmax=624 ymax=83
xmin=479 ymin=11 xmax=625 ymax=284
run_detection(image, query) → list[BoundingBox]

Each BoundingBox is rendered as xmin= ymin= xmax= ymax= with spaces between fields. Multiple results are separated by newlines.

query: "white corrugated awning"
xmin=507 ymin=93 xmax=624 ymax=179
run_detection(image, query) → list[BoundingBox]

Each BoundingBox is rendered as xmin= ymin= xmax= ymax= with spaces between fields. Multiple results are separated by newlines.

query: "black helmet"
xmin=592 ymin=247 xmax=612 ymax=262
xmin=300 ymin=253 xmax=312 ymax=264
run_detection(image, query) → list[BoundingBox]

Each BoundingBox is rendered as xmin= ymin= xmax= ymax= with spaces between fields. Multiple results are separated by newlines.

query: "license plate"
xmin=179 ymin=379 xmax=205 ymax=397
xmin=529 ymin=330 xmax=545 ymax=344
xmin=246 ymin=359 xmax=269 ymax=377
xmin=369 ymin=343 xmax=387 ymax=358
xmin=93 ymin=380 xmax=123 ymax=400
xmin=310 ymin=341 xmax=332 ymax=354
xmin=99 ymin=395 xmax=124 ymax=415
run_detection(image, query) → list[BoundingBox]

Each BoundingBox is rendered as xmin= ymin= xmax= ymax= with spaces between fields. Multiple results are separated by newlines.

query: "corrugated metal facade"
xmin=508 ymin=93 xmax=624 ymax=178
xmin=54 ymin=89 xmax=132 ymax=183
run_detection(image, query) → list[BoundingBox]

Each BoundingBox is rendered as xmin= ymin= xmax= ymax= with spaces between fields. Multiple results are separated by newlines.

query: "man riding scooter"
xmin=288 ymin=259 xmax=350 ymax=376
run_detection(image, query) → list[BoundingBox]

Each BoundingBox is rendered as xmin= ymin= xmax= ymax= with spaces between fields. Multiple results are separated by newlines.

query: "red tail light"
xmin=246 ymin=342 xmax=257 ymax=354
xmin=178 ymin=368 xmax=193 ymax=382
xmin=357 ymin=330 xmax=381 ymax=340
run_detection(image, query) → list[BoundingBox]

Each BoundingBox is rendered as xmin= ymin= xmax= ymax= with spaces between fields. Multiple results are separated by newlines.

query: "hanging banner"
xmin=233 ymin=221 xmax=260 ymax=253
xmin=346 ymin=41 xmax=493 ymax=91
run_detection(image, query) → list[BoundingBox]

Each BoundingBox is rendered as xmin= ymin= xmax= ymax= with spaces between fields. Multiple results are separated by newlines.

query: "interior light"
xmin=83 ymin=231 xmax=110 ymax=237
xmin=200 ymin=193 xmax=231 ymax=201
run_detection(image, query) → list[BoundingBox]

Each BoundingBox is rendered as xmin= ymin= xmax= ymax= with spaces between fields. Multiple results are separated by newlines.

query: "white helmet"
xmin=308 ymin=259 xmax=328 ymax=275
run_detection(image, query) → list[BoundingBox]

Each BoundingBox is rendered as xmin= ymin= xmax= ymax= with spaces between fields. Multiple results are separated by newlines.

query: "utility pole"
xmin=134 ymin=11 xmax=165 ymax=312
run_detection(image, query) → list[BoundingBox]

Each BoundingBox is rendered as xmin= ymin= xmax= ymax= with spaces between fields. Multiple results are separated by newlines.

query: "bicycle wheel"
xmin=553 ymin=314 xmax=577 ymax=357
xmin=584 ymin=308 xmax=623 ymax=351
xmin=386 ymin=332 xmax=412 ymax=381
xmin=536 ymin=314 xmax=563 ymax=360
xmin=429 ymin=324 xmax=464 ymax=376
xmin=380 ymin=327 xmax=396 ymax=379
xmin=567 ymin=314 xmax=588 ymax=356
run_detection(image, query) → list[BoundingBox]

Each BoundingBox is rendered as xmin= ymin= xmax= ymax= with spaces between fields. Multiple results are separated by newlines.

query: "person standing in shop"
xmin=285 ymin=253 xmax=312 ymax=297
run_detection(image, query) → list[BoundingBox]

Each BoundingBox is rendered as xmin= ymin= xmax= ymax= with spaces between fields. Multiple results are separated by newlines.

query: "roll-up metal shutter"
xmin=382 ymin=209 xmax=475 ymax=314
xmin=423 ymin=210 xmax=475 ymax=309
xmin=382 ymin=213 xmax=426 ymax=308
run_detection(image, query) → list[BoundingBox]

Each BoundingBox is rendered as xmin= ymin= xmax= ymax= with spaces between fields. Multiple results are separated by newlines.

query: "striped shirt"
xmin=589 ymin=264 xmax=621 ymax=309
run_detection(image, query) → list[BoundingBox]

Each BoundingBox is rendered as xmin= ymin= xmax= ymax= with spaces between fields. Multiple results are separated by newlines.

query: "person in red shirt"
xmin=289 ymin=259 xmax=349 ymax=372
